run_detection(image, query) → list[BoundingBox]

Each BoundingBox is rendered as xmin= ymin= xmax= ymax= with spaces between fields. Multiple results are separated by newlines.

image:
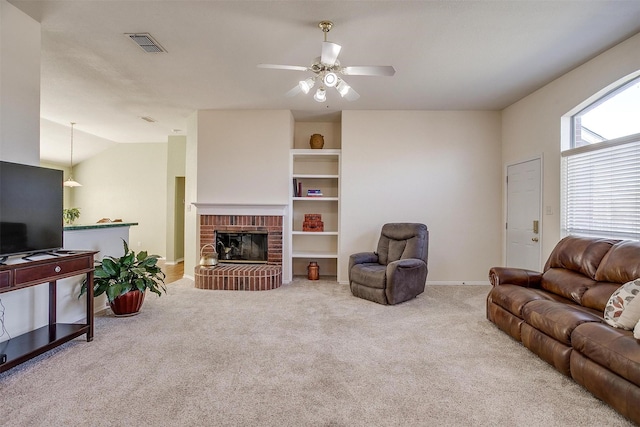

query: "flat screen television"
xmin=0 ymin=161 xmax=63 ymax=258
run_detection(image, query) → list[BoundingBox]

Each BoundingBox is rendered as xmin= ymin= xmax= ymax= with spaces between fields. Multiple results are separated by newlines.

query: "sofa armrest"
xmin=488 ymin=267 xmax=542 ymax=288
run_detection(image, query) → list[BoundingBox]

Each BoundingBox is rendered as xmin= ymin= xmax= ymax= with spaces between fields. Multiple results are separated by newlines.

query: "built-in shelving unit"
xmin=289 ymin=149 xmax=340 ymax=279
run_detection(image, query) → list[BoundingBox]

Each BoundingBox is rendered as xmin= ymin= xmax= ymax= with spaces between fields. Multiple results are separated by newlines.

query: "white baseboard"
xmin=339 ymin=280 xmax=490 ymax=286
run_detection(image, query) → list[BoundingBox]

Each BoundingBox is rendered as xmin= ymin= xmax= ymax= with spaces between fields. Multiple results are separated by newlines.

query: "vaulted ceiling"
xmin=9 ymin=0 xmax=640 ymax=164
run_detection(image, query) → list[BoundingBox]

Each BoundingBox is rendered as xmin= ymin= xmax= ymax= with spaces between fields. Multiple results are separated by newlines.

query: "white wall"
xmin=165 ymin=135 xmax=186 ymax=264
xmin=501 ymin=31 xmax=640 ymax=262
xmin=72 ymin=143 xmax=168 ymax=256
xmin=184 ymin=112 xmax=200 ymax=278
xmin=183 ymin=110 xmax=294 ymax=276
xmin=195 ymin=110 xmax=293 ymax=203
xmin=0 ymin=0 xmax=40 ymax=164
xmin=341 ymin=110 xmax=503 ymax=284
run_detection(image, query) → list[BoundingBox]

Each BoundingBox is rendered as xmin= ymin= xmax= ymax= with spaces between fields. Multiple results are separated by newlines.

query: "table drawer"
xmin=14 ymin=257 xmax=93 ymax=286
xmin=0 ymin=270 xmax=11 ymax=289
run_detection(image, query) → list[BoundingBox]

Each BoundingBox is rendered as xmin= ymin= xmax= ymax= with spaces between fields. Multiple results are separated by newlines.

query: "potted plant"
xmin=80 ymin=239 xmax=166 ymax=316
xmin=63 ymin=207 xmax=81 ymax=225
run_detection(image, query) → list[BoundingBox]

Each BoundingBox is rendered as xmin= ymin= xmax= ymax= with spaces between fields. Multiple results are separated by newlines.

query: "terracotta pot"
xmin=309 ymin=134 xmax=324 ymax=149
xmin=110 ymin=290 xmax=145 ymax=316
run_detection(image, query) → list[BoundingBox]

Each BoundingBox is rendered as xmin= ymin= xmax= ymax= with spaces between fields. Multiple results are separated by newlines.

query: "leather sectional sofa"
xmin=487 ymin=236 xmax=640 ymax=424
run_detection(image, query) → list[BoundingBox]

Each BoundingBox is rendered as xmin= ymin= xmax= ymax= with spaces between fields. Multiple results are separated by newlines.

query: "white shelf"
xmin=292 ymin=250 xmax=338 ymax=259
xmin=292 ymin=197 xmax=338 ymax=201
xmin=292 ymin=231 xmax=338 ymax=235
xmin=291 ymin=149 xmax=341 ymax=157
xmin=293 ymin=174 xmax=339 ymax=179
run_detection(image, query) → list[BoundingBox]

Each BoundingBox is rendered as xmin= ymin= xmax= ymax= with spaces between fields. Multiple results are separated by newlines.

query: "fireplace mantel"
xmin=193 ymin=203 xmax=287 ymax=216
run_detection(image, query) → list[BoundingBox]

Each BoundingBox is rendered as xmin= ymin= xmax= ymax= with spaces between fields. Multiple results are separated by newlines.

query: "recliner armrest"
xmin=488 ymin=266 xmax=542 ymax=288
xmin=388 ymin=258 xmax=425 ymax=269
xmin=385 ymin=258 xmax=428 ymax=305
xmin=386 ymin=258 xmax=427 ymax=281
xmin=349 ymin=252 xmax=379 ymax=271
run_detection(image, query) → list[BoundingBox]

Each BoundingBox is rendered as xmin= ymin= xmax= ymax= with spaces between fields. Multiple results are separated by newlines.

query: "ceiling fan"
xmin=258 ymin=21 xmax=395 ymax=102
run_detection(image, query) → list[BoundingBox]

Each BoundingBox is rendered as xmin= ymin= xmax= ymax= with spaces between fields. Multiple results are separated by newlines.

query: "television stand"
xmin=0 ymin=251 xmax=97 ymax=373
xmin=21 ymin=250 xmax=62 ymax=261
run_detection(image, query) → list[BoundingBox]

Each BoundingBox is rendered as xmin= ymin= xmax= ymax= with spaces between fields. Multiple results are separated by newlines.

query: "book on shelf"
xmin=307 ymin=189 xmax=323 ymax=197
xmin=292 ymin=179 xmax=303 ymax=197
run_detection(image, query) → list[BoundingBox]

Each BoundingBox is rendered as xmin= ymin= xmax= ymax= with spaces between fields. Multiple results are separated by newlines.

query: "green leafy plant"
xmin=63 ymin=207 xmax=81 ymax=225
xmin=80 ymin=239 xmax=166 ymax=303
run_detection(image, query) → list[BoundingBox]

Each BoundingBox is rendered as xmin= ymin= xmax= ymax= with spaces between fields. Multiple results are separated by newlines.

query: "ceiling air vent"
xmin=126 ymin=33 xmax=166 ymax=53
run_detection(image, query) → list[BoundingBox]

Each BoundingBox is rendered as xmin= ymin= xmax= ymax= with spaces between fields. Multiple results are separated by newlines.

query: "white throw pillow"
xmin=603 ymin=278 xmax=640 ymax=330
xmin=635 ymin=320 xmax=640 ymax=340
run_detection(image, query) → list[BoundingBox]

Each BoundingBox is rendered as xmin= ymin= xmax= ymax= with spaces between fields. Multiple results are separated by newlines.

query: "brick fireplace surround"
xmin=194 ymin=214 xmax=283 ymax=290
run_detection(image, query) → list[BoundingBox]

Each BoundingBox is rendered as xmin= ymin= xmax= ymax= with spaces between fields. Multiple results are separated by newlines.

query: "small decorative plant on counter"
xmin=63 ymin=207 xmax=81 ymax=225
xmin=80 ymin=239 xmax=166 ymax=316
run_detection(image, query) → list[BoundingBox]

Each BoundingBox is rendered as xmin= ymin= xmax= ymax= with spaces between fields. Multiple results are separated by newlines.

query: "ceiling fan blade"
xmin=342 ymin=65 xmax=396 ymax=77
xmin=285 ymin=85 xmax=302 ymax=97
xmin=321 ymin=42 xmax=341 ymax=66
xmin=343 ymin=86 xmax=360 ymax=101
xmin=257 ymin=64 xmax=308 ymax=71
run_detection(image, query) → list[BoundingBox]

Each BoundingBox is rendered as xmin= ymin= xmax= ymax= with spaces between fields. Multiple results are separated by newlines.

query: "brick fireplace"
xmin=193 ymin=204 xmax=287 ymax=290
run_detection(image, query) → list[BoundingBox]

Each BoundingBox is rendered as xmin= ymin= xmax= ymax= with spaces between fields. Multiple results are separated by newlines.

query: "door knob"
xmin=532 ymin=237 xmax=539 ymax=242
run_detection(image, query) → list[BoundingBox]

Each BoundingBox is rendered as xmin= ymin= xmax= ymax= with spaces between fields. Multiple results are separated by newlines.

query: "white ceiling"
xmin=9 ymin=0 xmax=640 ymax=165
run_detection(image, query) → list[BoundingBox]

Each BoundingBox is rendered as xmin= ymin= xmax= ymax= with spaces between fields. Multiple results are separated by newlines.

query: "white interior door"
xmin=506 ymin=158 xmax=541 ymax=271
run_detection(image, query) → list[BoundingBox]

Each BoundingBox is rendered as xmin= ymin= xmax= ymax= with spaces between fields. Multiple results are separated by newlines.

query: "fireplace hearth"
xmin=195 ymin=213 xmax=283 ymax=290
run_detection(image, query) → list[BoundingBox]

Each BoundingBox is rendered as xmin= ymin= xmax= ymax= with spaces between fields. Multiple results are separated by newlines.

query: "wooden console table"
xmin=0 ymin=251 xmax=96 ymax=373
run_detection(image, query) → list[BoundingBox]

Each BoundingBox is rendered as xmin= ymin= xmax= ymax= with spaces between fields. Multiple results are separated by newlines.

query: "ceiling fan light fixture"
xmin=258 ymin=20 xmax=394 ymax=103
xmin=336 ymin=79 xmax=350 ymax=97
xmin=314 ymin=87 xmax=327 ymax=102
xmin=299 ymin=77 xmax=315 ymax=94
xmin=323 ymin=72 xmax=338 ymax=87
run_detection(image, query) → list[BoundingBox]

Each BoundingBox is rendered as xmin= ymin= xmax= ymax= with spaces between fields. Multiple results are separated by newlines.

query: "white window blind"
xmin=562 ymin=139 xmax=640 ymax=240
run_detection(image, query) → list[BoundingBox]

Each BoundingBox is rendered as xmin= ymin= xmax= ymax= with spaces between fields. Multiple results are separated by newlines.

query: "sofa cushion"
xmin=544 ymin=236 xmax=618 ymax=279
xmin=349 ymin=263 xmax=386 ymax=289
xmin=636 ymin=320 xmax=640 ymax=339
xmin=595 ymin=240 xmax=640 ymax=283
xmin=541 ymin=268 xmax=597 ymax=305
xmin=521 ymin=300 xmax=602 ymax=345
xmin=604 ymin=279 xmax=640 ymax=329
xmin=581 ymin=282 xmax=620 ymax=312
xmin=572 ymin=322 xmax=640 ymax=388
xmin=489 ymin=285 xmax=568 ymax=317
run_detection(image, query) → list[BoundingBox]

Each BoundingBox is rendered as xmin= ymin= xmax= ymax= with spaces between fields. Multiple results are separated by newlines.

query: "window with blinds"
xmin=563 ymin=74 xmax=640 ymax=240
xmin=562 ymin=140 xmax=640 ymax=239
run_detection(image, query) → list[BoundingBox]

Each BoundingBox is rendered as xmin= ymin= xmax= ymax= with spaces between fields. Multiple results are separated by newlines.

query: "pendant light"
xmin=63 ymin=122 xmax=82 ymax=187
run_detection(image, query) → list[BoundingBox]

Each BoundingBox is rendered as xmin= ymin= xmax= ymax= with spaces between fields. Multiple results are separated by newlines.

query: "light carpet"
xmin=0 ymin=279 xmax=633 ymax=426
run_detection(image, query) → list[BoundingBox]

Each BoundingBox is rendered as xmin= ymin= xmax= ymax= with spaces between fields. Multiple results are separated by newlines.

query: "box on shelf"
xmin=303 ymin=213 xmax=324 ymax=232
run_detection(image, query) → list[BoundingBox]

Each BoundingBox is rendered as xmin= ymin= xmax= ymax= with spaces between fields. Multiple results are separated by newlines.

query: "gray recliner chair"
xmin=349 ymin=223 xmax=429 ymax=305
